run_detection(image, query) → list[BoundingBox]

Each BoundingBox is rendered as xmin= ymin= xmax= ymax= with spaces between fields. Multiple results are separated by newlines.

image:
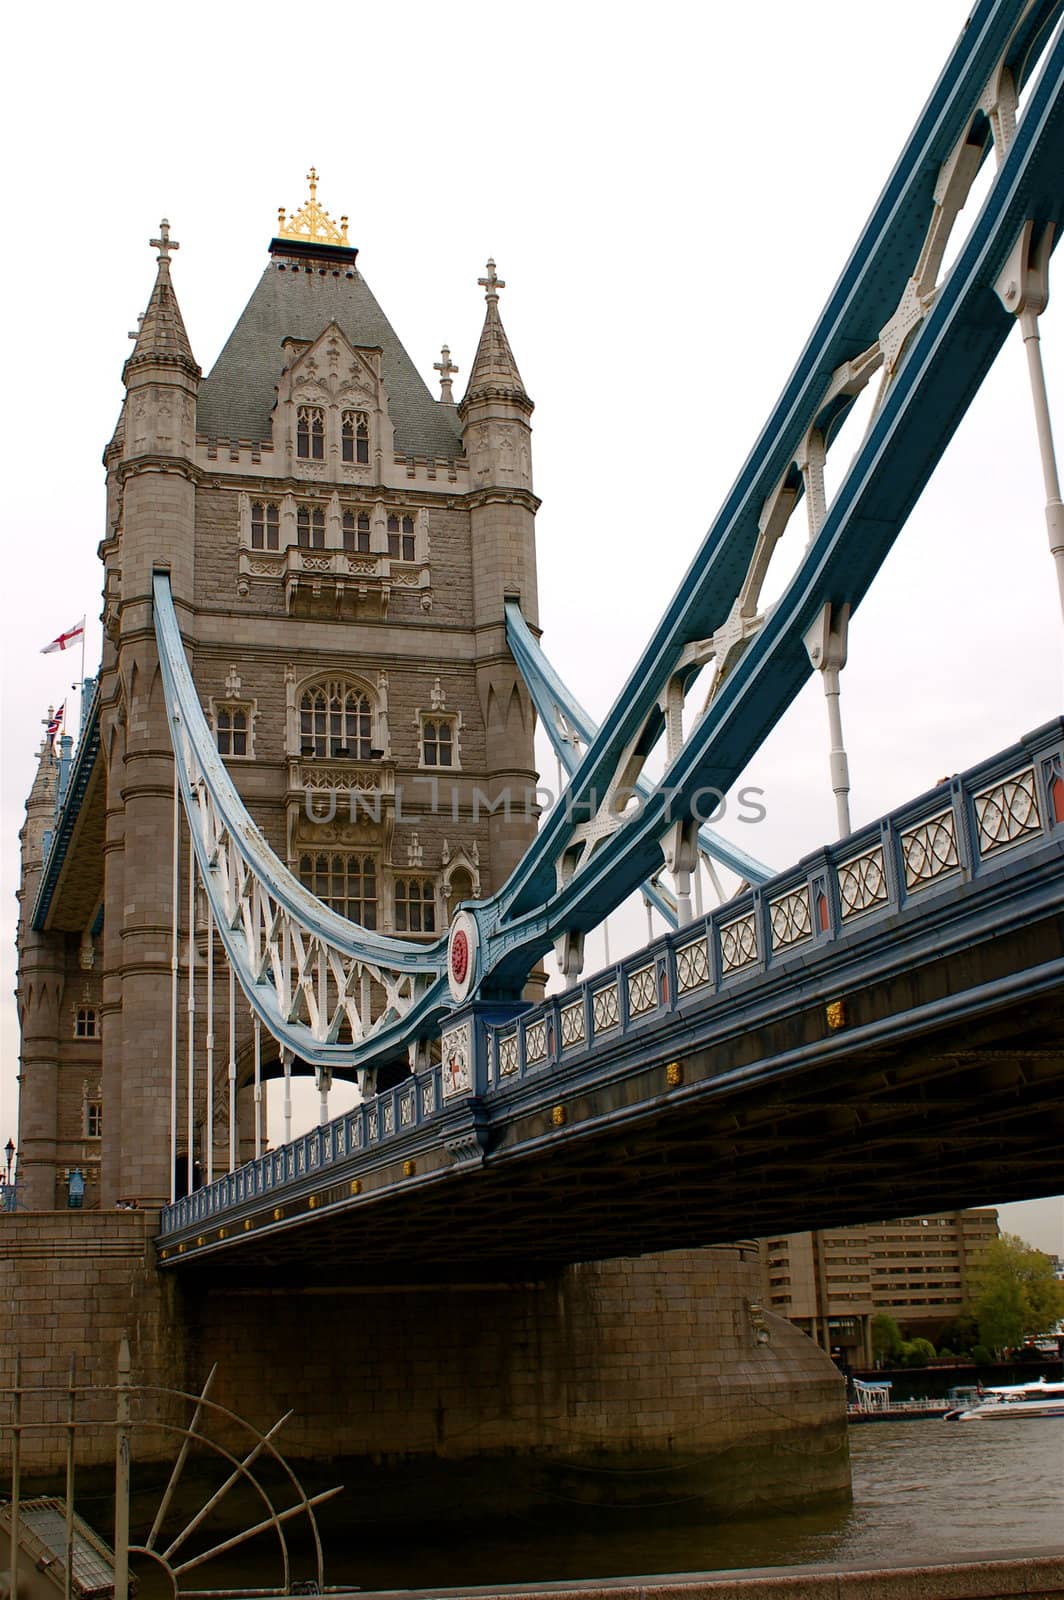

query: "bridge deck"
xmin=159 ymin=722 xmax=1064 ymax=1283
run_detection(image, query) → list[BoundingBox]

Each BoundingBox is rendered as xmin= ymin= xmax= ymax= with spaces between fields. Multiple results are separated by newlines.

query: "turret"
xmin=19 ymin=726 xmax=59 ymax=921
xmin=117 ymin=220 xmax=201 ymax=612
xmin=98 ymin=223 xmax=201 ymax=1205
xmin=15 ymin=726 xmax=64 ymax=1207
xmin=458 ymin=263 xmax=540 ymax=893
xmin=458 ymin=259 xmax=538 ymax=628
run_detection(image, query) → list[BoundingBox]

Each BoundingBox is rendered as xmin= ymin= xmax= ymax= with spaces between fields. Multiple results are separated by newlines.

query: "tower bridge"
xmin=7 ymin=0 xmax=1064 ymax=1528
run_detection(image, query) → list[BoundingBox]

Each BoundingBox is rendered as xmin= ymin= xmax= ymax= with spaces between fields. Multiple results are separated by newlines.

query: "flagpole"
xmin=75 ymin=616 xmax=86 ymax=738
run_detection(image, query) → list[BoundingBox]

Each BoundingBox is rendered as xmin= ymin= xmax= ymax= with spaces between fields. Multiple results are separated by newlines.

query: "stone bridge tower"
xmin=18 ymin=176 xmax=540 ymax=1208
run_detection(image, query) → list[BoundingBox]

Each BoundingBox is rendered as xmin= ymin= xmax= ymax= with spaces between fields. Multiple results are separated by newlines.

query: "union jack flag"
xmin=45 ymin=705 xmax=65 ymax=742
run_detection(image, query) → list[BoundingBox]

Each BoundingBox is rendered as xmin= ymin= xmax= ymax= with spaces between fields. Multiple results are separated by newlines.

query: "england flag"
xmin=41 ymin=619 xmax=85 ymax=654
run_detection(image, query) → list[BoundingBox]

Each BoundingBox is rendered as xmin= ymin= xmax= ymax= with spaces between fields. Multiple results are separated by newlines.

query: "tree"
xmin=971 ymin=1233 xmax=1064 ymax=1356
xmin=872 ymin=1313 xmax=903 ymax=1364
xmin=900 ymin=1337 xmax=936 ymax=1367
xmin=938 ymin=1312 xmax=978 ymax=1354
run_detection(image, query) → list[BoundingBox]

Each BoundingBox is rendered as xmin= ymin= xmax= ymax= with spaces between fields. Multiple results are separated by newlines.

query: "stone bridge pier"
xmin=0 ymin=1215 xmax=848 ymax=1526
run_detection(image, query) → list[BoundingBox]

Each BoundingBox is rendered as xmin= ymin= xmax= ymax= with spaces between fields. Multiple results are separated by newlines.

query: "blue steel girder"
xmin=467 ymin=0 xmax=1064 ymax=996
xmin=504 ymin=602 xmax=774 ymax=904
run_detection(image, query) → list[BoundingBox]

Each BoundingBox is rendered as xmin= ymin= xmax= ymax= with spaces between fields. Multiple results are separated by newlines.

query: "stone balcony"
xmin=238 ymin=545 xmax=431 ymax=618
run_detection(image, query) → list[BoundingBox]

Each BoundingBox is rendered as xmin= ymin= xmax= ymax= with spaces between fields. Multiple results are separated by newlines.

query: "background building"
xmin=760 ymin=1209 xmax=1000 ymax=1364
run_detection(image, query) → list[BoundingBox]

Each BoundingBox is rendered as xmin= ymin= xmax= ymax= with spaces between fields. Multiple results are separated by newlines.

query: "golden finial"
xmin=277 ymin=168 xmax=350 ymax=248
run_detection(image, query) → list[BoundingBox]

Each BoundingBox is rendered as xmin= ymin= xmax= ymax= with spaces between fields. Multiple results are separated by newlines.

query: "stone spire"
xmin=460 ymin=260 xmax=530 ymax=409
xmin=123 ymin=220 xmax=200 ymax=382
xmin=18 ymin=721 xmax=59 ymax=894
xmin=434 ymin=344 xmax=459 ymax=404
xmin=27 ymin=723 xmax=58 ymax=818
xmin=119 ymin=220 xmax=200 ymax=464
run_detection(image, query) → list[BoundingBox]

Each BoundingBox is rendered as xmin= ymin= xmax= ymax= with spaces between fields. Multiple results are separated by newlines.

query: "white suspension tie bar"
xmin=283 ymin=1050 xmax=293 ymax=1146
xmin=253 ymin=1015 xmax=262 ymax=1160
xmin=227 ymin=964 xmax=237 ymax=1174
xmin=187 ymin=837 xmax=196 ymax=1191
xmin=205 ymin=900 xmax=215 ymax=1186
xmin=170 ymin=760 xmax=180 ymax=1206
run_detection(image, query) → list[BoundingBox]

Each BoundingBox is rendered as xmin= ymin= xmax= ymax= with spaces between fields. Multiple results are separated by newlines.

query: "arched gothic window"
xmin=387 ymin=514 xmax=416 ymax=561
xmin=297 ymin=506 xmax=326 ymax=548
xmin=300 ymin=681 xmax=373 ymax=759
xmin=446 ymin=868 xmax=474 ymax=922
xmin=342 ymin=510 xmax=371 ymax=553
xmin=299 ymin=853 xmax=377 ymax=926
xmin=394 ymin=877 xmax=437 ymax=934
xmin=215 ymin=706 xmax=249 ymax=757
xmin=342 ymin=411 xmax=370 ymax=465
xmin=250 ymin=501 xmax=280 ymax=550
xmin=74 ymin=1007 xmax=98 ymax=1039
xmin=297 ymin=406 xmax=325 ymax=460
xmin=421 ymin=716 xmax=455 ymax=768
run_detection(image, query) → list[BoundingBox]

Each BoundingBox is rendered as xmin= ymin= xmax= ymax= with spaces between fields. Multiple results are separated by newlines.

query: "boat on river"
xmin=847 ymin=1379 xmax=952 ymax=1421
xmin=945 ymin=1377 xmax=1064 ymax=1420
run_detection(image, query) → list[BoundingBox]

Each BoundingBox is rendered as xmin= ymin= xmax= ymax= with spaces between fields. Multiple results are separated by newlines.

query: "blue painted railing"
xmin=160 ymin=1067 xmax=444 ymax=1236
xmin=159 ymin=720 xmax=1064 ymax=1242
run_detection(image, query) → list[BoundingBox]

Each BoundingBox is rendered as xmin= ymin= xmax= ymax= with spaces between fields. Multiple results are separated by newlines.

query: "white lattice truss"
xmin=155 ymin=574 xmax=448 ymax=1072
xmin=515 ymin=36 xmax=1038 ymax=920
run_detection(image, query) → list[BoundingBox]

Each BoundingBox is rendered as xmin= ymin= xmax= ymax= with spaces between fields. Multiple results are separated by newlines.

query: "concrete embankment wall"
xmin=1 ymin=1220 xmax=847 ymax=1521
xmin=352 ymin=1551 xmax=1064 ymax=1600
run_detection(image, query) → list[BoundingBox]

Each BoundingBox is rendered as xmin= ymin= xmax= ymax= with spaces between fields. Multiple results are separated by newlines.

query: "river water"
xmin=131 ymin=1418 xmax=1063 ymax=1595
xmin=330 ymin=1419 xmax=1064 ymax=1591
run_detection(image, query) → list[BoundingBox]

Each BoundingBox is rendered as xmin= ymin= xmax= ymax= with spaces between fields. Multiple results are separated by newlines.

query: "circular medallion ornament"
xmin=447 ymin=910 xmax=479 ymax=1004
xmin=451 ymin=930 xmax=469 ymax=986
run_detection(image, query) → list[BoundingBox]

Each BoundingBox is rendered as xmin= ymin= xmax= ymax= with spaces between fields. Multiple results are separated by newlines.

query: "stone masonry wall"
xmin=0 ymin=1226 xmax=847 ymax=1523
xmin=0 ymin=1211 xmax=184 ymax=1471
xmin=181 ymin=1243 xmax=848 ymax=1525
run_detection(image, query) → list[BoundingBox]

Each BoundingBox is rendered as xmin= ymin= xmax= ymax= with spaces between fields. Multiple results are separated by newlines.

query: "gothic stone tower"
xmin=18 ymin=177 xmax=539 ymax=1209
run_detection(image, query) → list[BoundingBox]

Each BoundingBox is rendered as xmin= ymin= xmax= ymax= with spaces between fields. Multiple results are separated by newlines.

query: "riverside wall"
xmin=349 ymin=1551 xmax=1064 ymax=1600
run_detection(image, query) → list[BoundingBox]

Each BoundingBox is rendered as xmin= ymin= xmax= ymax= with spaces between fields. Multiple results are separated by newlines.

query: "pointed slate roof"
xmin=459 ymin=261 xmax=531 ymax=416
xmin=464 ymin=294 xmax=528 ymax=403
xmin=124 ymin=225 xmax=199 ymax=381
xmin=197 ymin=249 xmax=463 ymax=460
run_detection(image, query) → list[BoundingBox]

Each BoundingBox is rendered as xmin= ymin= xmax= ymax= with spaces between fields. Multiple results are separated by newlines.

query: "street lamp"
xmin=4 ymin=1139 xmax=14 ymax=1187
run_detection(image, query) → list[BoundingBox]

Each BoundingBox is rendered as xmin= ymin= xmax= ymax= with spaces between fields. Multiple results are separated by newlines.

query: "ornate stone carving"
xmin=441 ymin=1022 xmax=472 ymax=1100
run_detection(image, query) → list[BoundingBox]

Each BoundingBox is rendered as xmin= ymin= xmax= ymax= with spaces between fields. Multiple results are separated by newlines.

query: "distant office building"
xmin=759 ymin=1210 xmax=999 ymax=1364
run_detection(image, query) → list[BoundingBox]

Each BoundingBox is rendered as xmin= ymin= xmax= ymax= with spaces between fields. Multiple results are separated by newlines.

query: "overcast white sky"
xmin=1 ymin=1 xmax=1061 ymax=1254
